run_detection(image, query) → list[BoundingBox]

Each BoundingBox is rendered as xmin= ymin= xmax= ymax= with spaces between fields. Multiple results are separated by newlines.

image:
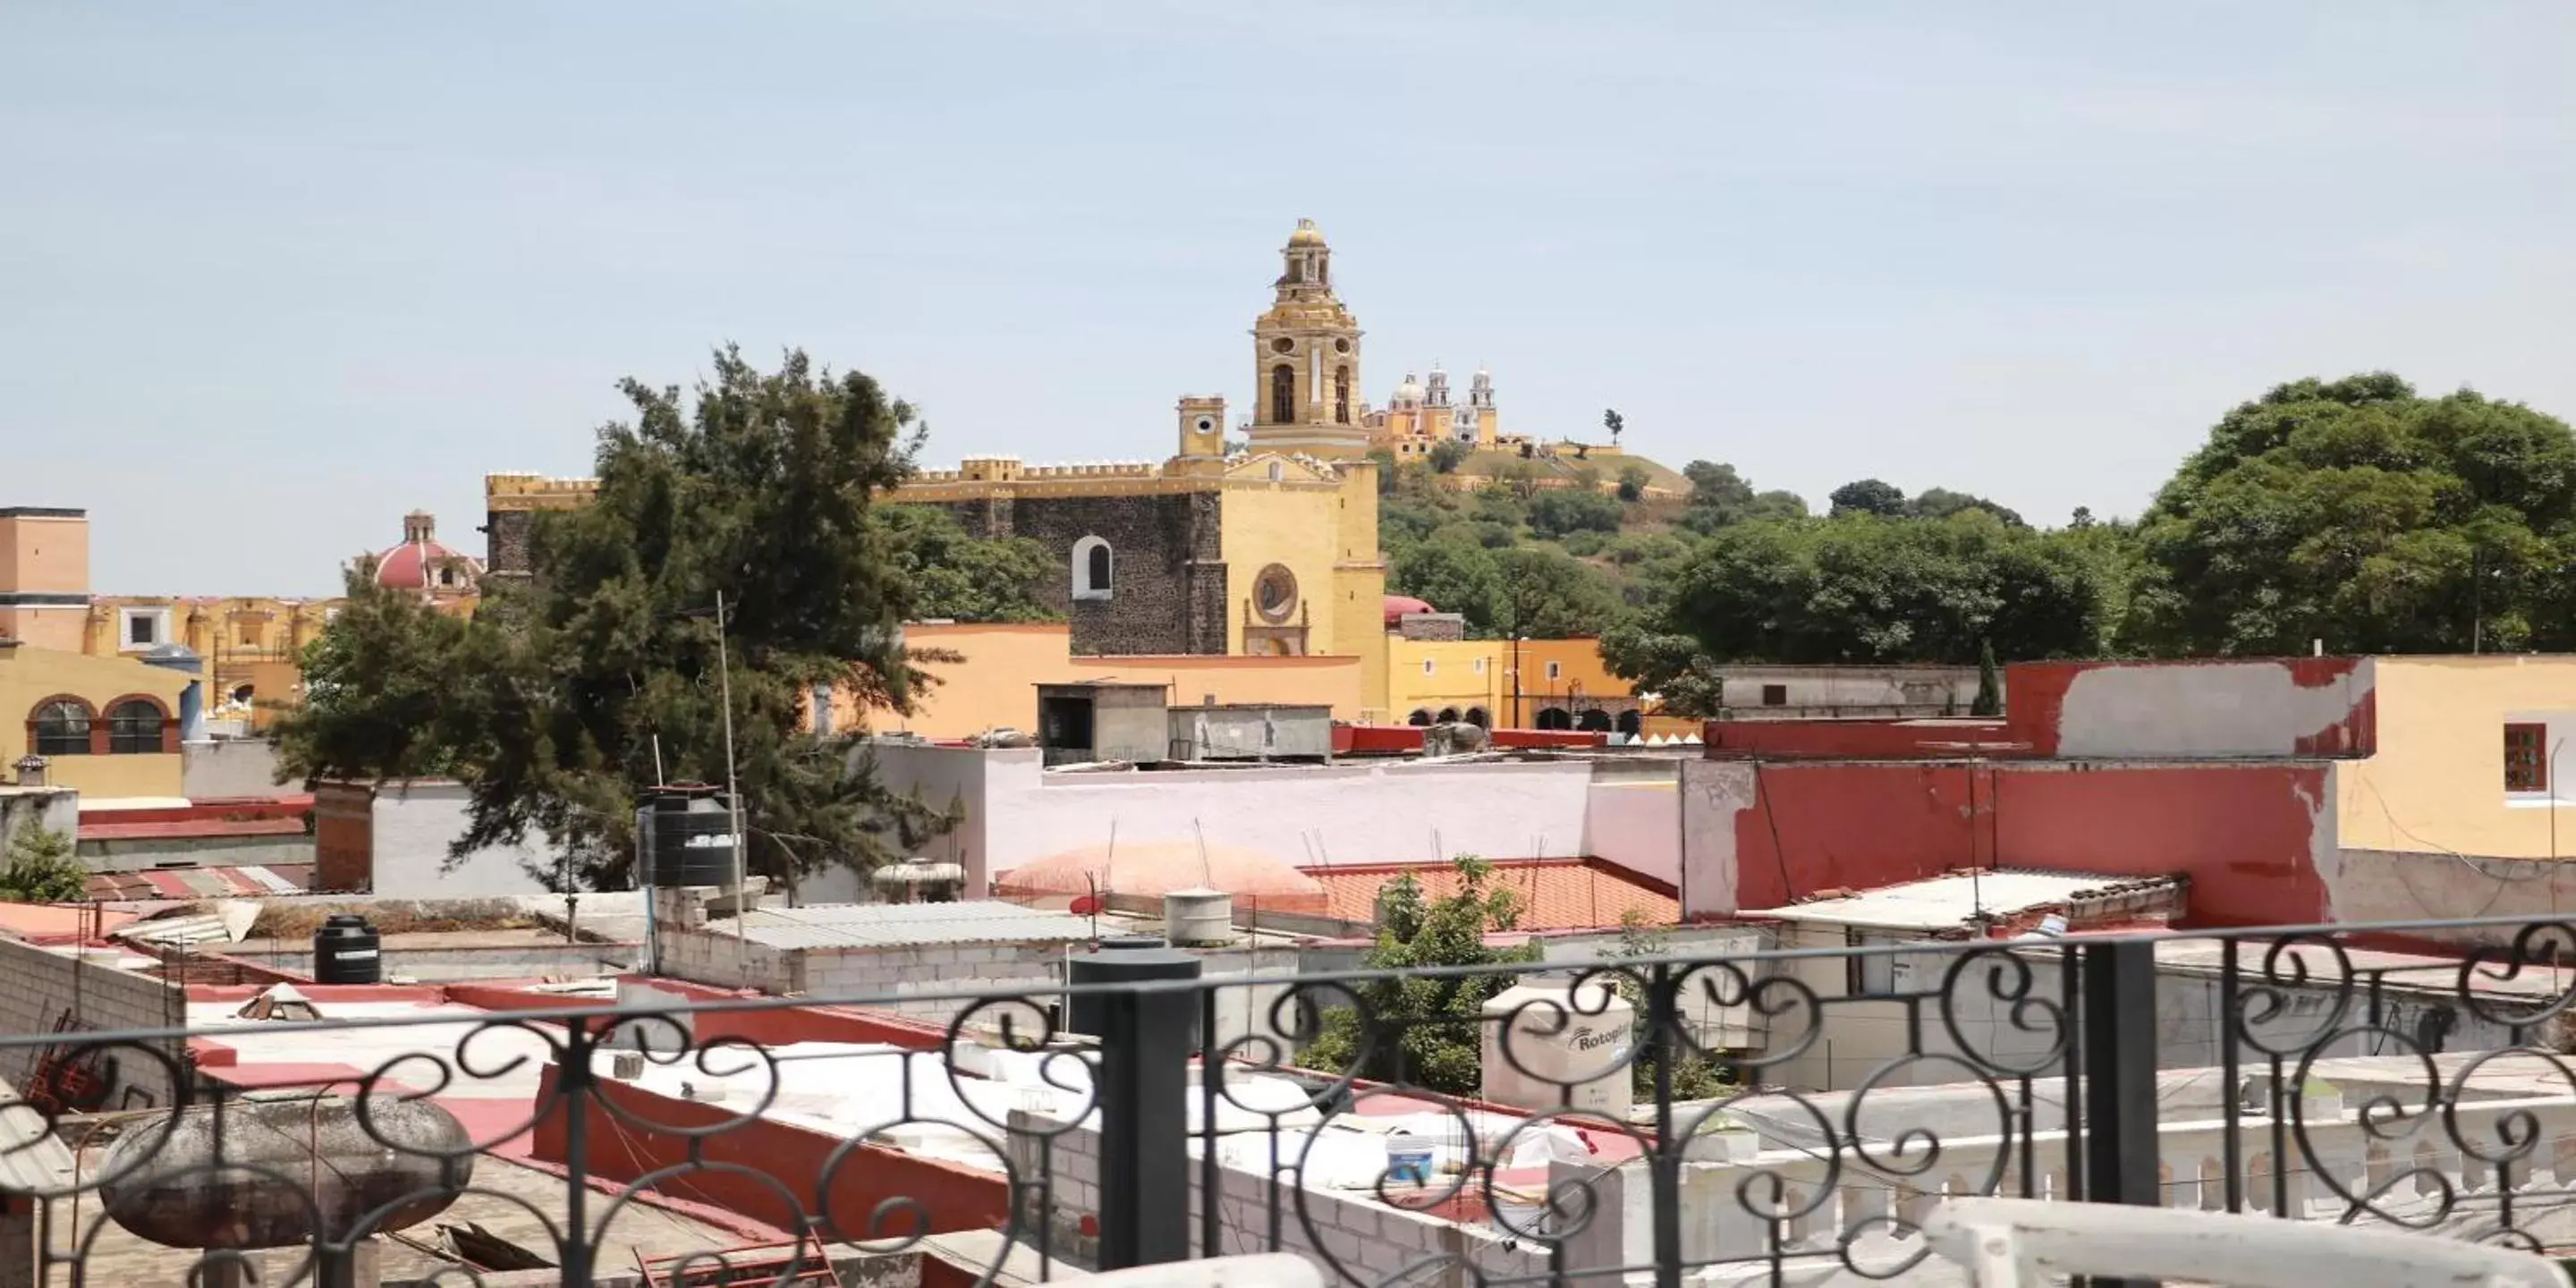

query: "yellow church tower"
xmin=1245 ymin=219 xmax=1371 ymax=459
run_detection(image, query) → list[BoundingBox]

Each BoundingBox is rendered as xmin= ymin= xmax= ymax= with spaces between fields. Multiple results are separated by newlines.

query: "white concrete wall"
xmin=2050 ymin=658 xmax=2376 ymax=758
xmin=1678 ymin=760 xmax=1757 ymax=919
xmin=1716 ymin=665 xmax=1981 ymax=712
xmin=0 ymin=787 xmax=78 ymax=854
xmin=369 ymin=782 xmax=559 ymax=898
xmin=180 ymin=739 xmax=282 ymax=799
xmin=877 ymin=745 xmax=1606 ymax=877
xmin=1580 ymin=779 xmax=1681 ymax=887
xmin=805 ymin=742 xmax=990 ymax=903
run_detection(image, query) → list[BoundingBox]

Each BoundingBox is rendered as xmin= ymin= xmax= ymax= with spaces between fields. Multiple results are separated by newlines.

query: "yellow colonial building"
xmin=1382 ymin=633 xmax=1649 ymax=735
xmin=0 ymin=639 xmax=194 ymax=799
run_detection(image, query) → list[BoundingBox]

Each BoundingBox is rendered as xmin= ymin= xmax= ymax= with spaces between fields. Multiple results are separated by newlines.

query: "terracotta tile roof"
xmin=1301 ymin=858 xmax=1678 ymax=932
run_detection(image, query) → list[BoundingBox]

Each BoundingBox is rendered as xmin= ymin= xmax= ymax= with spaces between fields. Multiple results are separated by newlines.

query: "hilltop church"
xmin=486 ymin=220 xmax=1393 ymax=701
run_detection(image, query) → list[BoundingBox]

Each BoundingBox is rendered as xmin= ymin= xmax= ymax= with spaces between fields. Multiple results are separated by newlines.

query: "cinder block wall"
xmin=0 ymin=937 xmax=185 ymax=1108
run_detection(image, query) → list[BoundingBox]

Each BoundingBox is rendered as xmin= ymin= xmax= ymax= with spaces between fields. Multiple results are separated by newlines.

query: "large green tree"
xmin=1615 ymin=510 xmax=2103 ymax=669
xmin=279 ymin=347 xmax=952 ymax=890
xmin=2128 ymin=374 xmax=2576 ymax=654
xmin=873 ymin=506 xmax=1057 ymax=623
xmin=275 ymin=564 xmax=477 ymax=782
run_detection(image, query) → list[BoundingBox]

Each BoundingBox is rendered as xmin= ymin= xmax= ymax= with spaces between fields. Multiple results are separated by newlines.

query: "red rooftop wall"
xmin=1720 ymin=759 xmax=2333 ymax=928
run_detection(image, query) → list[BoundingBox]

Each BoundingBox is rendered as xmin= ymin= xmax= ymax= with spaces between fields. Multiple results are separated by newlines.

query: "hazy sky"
xmin=6 ymin=3 xmax=2572 ymax=595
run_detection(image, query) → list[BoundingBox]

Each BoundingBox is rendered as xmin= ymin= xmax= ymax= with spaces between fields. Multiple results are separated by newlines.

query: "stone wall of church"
xmin=484 ymin=508 xmax=534 ymax=578
xmin=936 ymin=493 xmax=1226 ymax=656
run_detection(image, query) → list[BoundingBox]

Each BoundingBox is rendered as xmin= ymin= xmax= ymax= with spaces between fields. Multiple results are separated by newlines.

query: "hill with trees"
xmin=1387 ymin=372 xmax=2576 ymax=716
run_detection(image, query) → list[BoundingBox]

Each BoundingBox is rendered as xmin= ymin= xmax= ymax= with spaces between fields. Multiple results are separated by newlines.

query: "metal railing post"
xmin=1095 ymin=980 xmax=1193 ymax=1269
xmin=2080 ymin=939 xmax=2159 ymax=1288
xmin=558 ymin=1015 xmax=596 ymax=1288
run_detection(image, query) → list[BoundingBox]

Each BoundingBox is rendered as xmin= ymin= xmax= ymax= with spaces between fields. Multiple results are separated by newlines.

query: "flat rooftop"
xmin=1750 ymin=869 xmax=2148 ymax=931
xmin=721 ymin=901 xmax=1097 ymax=951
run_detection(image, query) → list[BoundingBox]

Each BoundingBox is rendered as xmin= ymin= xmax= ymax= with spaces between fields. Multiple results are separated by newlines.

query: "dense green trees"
xmin=1631 ymin=510 xmax=2104 ymax=667
xmin=2128 ymin=374 xmax=2576 ymax=655
xmin=875 ymin=506 xmax=1056 ymax=623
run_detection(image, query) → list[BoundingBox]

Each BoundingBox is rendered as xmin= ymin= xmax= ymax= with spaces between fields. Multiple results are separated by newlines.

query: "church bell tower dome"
xmin=1245 ymin=219 xmax=1369 ymax=459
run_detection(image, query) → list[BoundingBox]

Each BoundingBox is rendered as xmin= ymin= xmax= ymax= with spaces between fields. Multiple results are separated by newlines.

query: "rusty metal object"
xmin=98 ymin=1094 xmax=474 ymax=1250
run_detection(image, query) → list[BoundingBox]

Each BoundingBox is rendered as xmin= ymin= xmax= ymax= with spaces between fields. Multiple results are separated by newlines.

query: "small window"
xmin=1546 ymin=661 xmax=1563 ymax=682
xmin=123 ymin=611 xmax=159 ymax=647
xmin=107 ymin=700 xmax=164 ymax=754
xmin=1761 ymin=683 xmax=1790 ymax=707
xmin=1072 ymin=537 xmax=1113 ymax=601
xmin=1847 ymin=928 xmax=1900 ymax=996
xmin=31 ymin=700 xmax=90 ymax=757
xmin=1421 ymin=658 xmax=1435 ymax=675
xmin=1473 ymin=657 xmax=1487 ymax=674
xmin=2506 ymin=723 xmax=2549 ymax=793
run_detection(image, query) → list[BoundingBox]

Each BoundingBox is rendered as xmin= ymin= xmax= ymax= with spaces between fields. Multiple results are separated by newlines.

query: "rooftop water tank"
xmin=636 ymin=786 xmax=735 ymax=887
xmin=311 ymin=913 xmax=380 ymax=985
xmin=1163 ymin=886 xmax=1233 ymax=946
xmin=100 ymin=1096 xmax=471 ymax=1249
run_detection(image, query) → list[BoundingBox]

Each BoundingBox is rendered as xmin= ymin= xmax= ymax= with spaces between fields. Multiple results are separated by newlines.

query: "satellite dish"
xmin=1070 ymin=894 xmax=1104 ymax=916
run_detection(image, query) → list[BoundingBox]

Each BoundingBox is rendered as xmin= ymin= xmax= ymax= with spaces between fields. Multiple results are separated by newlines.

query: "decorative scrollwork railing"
xmin=2 ymin=913 xmax=2575 ymax=1287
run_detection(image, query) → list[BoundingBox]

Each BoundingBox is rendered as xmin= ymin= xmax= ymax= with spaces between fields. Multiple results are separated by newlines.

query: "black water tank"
xmin=312 ymin=914 xmax=381 ymax=985
xmin=1066 ymin=946 xmax=1202 ymax=1045
xmin=636 ymin=789 xmax=735 ymax=887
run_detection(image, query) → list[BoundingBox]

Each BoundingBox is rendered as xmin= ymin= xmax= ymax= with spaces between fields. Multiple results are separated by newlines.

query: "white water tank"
xmin=1479 ymin=979 xmax=1635 ymax=1118
xmin=1164 ymin=886 xmax=1234 ymax=945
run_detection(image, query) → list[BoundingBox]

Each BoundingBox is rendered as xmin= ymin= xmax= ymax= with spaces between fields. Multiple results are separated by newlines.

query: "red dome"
xmin=372 ymin=513 xmax=482 ymax=592
xmin=1384 ymin=594 xmax=1435 ymax=627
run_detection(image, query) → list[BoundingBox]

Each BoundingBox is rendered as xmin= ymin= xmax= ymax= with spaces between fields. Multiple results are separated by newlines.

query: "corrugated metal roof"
xmin=730 ymin=901 xmax=1096 ymax=950
xmin=83 ymin=863 xmax=313 ymax=902
xmin=0 ymin=1075 xmax=73 ymax=1195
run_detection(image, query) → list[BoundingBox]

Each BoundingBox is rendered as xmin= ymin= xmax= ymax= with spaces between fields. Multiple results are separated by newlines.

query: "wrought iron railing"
xmin=4 ymin=915 xmax=2576 ymax=1287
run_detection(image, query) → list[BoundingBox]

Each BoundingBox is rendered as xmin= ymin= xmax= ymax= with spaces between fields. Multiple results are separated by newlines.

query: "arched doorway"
xmin=1615 ymin=709 xmax=1641 ymax=737
xmin=1436 ymin=707 xmax=1460 ymax=724
xmin=1577 ymin=709 xmax=1612 ymax=733
xmin=1406 ymin=709 xmax=1433 ymax=726
xmin=1536 ymin=708 xmax=1572 ymax=731
xmin=1463 ymin=707 xmax=1488 ymax=728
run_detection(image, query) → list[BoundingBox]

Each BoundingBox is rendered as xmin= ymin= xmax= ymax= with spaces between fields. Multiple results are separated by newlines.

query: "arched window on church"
xmin=1335 ymin=366 xmax=1351 ymax=425
xmin=1271 ymin=364 xmax=1296 ymax=423
xmin=1072 ymin=536 xmax=1113 ymax=601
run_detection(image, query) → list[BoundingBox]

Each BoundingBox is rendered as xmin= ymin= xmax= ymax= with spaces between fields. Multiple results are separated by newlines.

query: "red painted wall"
xmin=530 ymin=1063 xmax=1013 ymax=1241
xmin=1728 ymin=760 xmax=2333 ymax=928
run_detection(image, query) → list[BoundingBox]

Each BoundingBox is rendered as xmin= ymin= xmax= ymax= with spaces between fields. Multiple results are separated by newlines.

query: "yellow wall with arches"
xmin=0 ymin=641 xmax=192 ymax=799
